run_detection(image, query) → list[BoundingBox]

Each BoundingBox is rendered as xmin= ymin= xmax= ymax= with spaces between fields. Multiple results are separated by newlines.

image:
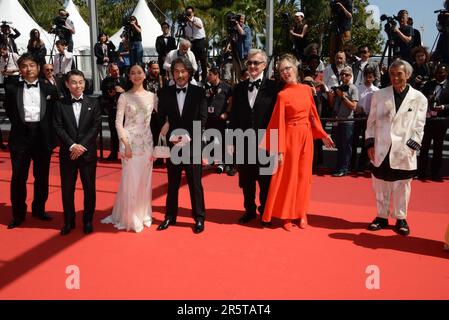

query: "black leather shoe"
xmin=194 ymin=220 xmax=205 ymax=234
xmin=394 ymin=219 xmax=410 ymax=236
xmin=83 ymin=222 xmax=94 ymax=235
xmin=238 ymin=213 xmax=257 ymax=224
xmin=332 ymin=171 xmax=347 ymax=177
xmin=157 ymin=218 xmax=176 ymax=231
xmin=7 ymin=218 xmax=24 ymax=229
xmin=0 ymin=143 xmax=7 ymax=150
xmin=60 ymin=225 xmax=72 ymax=235
xmin=367 ymin=217 xmax=389 ymax=231
xmin=32 ymin=212 xmax=53 ymax=221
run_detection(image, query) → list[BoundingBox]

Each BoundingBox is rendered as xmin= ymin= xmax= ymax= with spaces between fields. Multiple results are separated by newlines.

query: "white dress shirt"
xmin=54 ymin=51 xmax=74 ymax=75
xmin=357 ymin=83 xmax=379 ymax=115
xmin=248 ymin=74 xmax=263 ymax=109
xmin=185 ymin=17 xmax=206 ymax=40
xmin=23 ymin=80 xmax=41 ymax=122
xmin=71 ymin=94 xmax=83 ymax=127
xmin=0 ymin=52 xmax=20 ymax=77
xmin=176 ymin=85 xmax=187 ymax=115
xmin=163 ymin=49 xmax=198 ymax=77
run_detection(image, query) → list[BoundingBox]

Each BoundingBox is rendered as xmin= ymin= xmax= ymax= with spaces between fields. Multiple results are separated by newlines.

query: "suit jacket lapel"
xmin=170 ymin=86 xmax=181 ymax=119
xmin=78 ymin=99 xmax=89 ymax=130
xmin=17 ymin=84 xmax=25 ymax=122
xmin=252 ymin=79 xmax=266 ymax=111
xmin=65 ymin=99 xmax=78 ymax=130
xmin=394 ymin=86 xmax=417 ymax=119
xmin=181 ymin=86 xmax=193 ymax=118
xmin=39 ymin=82 xmax=47 ymax=119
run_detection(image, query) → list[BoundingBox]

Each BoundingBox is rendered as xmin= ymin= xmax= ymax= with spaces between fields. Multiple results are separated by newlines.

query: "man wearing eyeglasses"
xmin=352 ymin=45 xmax=380 ymax=87
xmin=330 ymin=66 xmax=358 ymax=177
xmin=228 ymin=49 xmax=278 ymax=226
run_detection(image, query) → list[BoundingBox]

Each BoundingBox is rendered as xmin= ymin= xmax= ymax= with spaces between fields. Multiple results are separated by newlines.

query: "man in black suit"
xmin=157 ymin=57 xmax=207 ymax=234
xmin=155 ymin=22 xmax=176 ymax=79
xmin=228 ymin=49 xmax=278 ymax=226
xmin=53 ymin=70 xmax=102 ymax=235
xmin=5 ymin=53 xmax=57 ymax=229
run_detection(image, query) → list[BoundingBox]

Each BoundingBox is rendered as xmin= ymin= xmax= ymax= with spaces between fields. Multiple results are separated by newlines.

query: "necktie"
xmin=248 ymin=79 xmax=261 ymax=92
xmin=25 ymin=82 xmax=38 ymax=89
xmin=71 ymin=98 xmax=83 ymax=103
xmin=176 ymin=87 xmax=186 ymax=94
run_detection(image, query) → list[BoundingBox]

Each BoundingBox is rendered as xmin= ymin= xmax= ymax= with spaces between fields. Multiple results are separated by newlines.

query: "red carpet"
xmin=0 ymin=149 xmax=448 ymax=299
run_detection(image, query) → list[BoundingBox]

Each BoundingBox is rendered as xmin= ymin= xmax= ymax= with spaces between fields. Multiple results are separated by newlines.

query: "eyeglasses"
xmin=246 ymin=60 xmax=264 ymax=66
xmin=340 ymin=73 xmax=351 ymax=77
xmin=279 ymin=66 xmax=294 ymax=73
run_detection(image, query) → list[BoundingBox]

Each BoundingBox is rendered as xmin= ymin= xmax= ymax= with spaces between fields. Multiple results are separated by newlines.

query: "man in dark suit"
xmin=53 ymin=70 xmax=102 ymax=235
xmin=155 ymin=22 xmax=176 ymax=79
xmin=228 ymin=49 xmax=278 ymax=226
xmin=5 ymin=53 xmax=57 ymax=229
xmin=157 ymin=57 xmax=207 ymax=234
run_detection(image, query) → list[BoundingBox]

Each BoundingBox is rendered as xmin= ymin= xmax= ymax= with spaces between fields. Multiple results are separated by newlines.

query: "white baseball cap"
xmin=295 ymin=12 xmax=304 ymax=18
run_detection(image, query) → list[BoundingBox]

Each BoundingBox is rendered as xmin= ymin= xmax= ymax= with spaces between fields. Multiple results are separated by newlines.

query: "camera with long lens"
xmin=436 ymin=1 xmax=449 ymax=32
xmin=380 ymin=14 xmax=399 ymax=35
xmin=331 ymin=84 xmax=350 ymax=93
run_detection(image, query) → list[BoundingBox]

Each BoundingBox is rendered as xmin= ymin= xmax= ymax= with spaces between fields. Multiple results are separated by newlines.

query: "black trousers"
xmin=238 ymin=164 xmax=271 ymax=217
xmin=166 ymin=160 xmax=205 ymax=222
xmin=107 ymin=113 xmax=119 ymax=157
xmin=418 ymin=120 xmax=448 ymax=178
xmin=10 ymin=144 xmax=52 ymax=221
xmin=59 ymin=157 xmax=97 ymax=226
xmin=191 ymin=38 xmax=207 ymax=82
xmin=351 ymin=117 xmax=368 ymax=170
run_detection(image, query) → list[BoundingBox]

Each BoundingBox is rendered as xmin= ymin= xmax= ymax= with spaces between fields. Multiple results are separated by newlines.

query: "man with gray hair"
xmin=163 ymin=39 xmax=198 ymax=81
xmin=228 ymin=48 xmax=279 ymax=226
xmin=366 ymin=59 xmax=427 ymax=236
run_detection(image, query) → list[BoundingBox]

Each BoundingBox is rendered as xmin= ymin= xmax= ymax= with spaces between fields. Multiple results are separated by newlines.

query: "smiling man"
xmin=365 ymin=59 xmax=427 ymax=236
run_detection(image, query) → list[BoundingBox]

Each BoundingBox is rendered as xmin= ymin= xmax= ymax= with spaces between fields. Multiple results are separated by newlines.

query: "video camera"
xmin=1 ymin=21 xmax=12 ymax=32
xmin=331 ymin=84 xmax=350 ymax=93
xmin=380 ymin=14 xmax=399 ymax=35
xmin=177 ymin=12 xmax=190 ymax=28
xmin=435 ymin=1 xmax=449 ymax=32
xmin=49 ymin=12 xmax=69 ymax=39
xmin=281 ymin=12 xmax=291 ymax=27
xmin=226 ymin=12 xmax=241 ymax=34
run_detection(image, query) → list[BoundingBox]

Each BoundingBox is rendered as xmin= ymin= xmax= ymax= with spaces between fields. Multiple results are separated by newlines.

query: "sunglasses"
xmin=246 ymin=60 xmax=264 ymax=66
xmin=340 ymin=73 xmax=351 ymax=77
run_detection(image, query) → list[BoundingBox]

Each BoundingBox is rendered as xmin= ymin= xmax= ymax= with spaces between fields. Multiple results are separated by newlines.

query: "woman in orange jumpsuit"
xmin=262 ymin=54 xmax=334 ymax=231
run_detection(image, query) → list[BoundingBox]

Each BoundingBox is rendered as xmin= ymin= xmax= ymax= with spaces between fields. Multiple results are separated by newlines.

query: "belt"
xmin=191 ymin=38 xmax=205 ymax=42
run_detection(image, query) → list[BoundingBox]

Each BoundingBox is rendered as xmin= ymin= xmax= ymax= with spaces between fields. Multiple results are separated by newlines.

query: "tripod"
xmin=48 ymin=33 xmax=59 ymax=65
xmin=175 ymin=22 xmax=187 ymax=47
xmin=431 ymin=10 xmax=449 ymax=64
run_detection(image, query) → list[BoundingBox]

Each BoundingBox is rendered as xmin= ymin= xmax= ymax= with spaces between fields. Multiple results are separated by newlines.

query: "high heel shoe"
xmin=299 ymin=217 xmax=308 ymax=229
xmin=283 ymin=219 xmax=293 ymax=231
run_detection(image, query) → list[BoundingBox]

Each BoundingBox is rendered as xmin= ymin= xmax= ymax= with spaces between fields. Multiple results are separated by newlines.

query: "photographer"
xmin=125 ymin=16 xmax=143 ymax=66
xmin=27 ymin=29 xmax=47 ymax=68
xmin=392 ymin=10 xmax=414 ymax=63
xmin=100 ymin=63 xmax=126 ymax=162
xmin=51 ymin=9 xmax=75 ymax=53
xmin=233 ymin=14 xmax=252 ymax=62
xmin=330 ymin=66 xmax=358 ymax=177
xmin=290 ymin=12 xmax=308 ymax=60
xmin=184 ymin=6 xmax=207 ymax=83
xmin=329 ymin=0 xmax=353 ymax=64
xmin=432 ymin=0 xmax=449 ymax=64
xmin=0 ymin=22 xmax=20 ymax=54
xmin=0 ymin=44 xmax=19 ymax=86
xmin=410 ymin=46 xmax=432 ymax=92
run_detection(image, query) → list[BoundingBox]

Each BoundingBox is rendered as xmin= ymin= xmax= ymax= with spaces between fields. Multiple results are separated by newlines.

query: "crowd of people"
xmin=0 ymin=4 xmax=448 ymax=249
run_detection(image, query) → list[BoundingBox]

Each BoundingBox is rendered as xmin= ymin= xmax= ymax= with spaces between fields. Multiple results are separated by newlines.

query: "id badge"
xmin=208 ymin=106 xmax=215 ymax=114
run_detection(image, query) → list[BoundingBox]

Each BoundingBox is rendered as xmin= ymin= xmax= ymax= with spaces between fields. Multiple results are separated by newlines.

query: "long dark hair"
xmin=27 ymin=29 xmax=44 ymax=50
xmin=126 ymin=62 xmax=148 ymax=89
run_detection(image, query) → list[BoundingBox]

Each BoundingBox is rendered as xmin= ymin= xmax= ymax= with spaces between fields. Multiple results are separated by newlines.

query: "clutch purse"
xmin=152 ymin=135 xmax=171 ymax=158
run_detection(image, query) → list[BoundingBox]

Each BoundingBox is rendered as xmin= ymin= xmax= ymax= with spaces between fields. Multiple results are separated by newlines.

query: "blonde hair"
xmin=277 ymin=54 xmax=299 ymax=71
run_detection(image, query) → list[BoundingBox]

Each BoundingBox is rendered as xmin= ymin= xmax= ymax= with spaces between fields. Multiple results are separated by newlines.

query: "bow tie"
xmin=71 ymin=98 xmax=83 ymax=103
xmin=248 ymin=79 xmax=261 ymax=92
xmin=24 ymin=82 xmax=38 ymax=89
xmin=176 ymin=87 xmax=187 ymax=94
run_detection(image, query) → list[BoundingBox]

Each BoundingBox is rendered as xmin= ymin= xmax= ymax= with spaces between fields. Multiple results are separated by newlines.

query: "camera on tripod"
xmin=177 ymin=12 xmax=190 ymax=28
xmin=226 ymin=12 xmax=241 ymax=34
xmin=380 ymin=14 xmax=399 ymax=34
xmin=49 ymin=12 xmax=69 ymax=40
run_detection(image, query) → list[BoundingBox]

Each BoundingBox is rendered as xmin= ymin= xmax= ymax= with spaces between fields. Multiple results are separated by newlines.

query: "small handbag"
xmin=152 ymin=135 xmax=171 ymax=158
